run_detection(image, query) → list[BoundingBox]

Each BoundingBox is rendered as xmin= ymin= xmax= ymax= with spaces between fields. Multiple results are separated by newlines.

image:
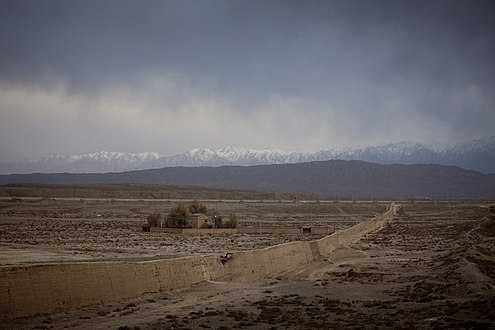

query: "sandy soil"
xmin=2 ymin=202 xmax=495 ymax=329
xmin=0 ymin=198 xmax=385 ymax=265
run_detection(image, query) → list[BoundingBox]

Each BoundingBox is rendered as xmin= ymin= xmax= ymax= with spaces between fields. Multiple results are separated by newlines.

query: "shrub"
xmin=224 ymin=212 xmax=238 ymax=228
xmin=188 ymin=200 xmax=208 ymax=214
xmin=166 ymin=204 xmax=188 ymax=228
xmin=146 ymin=213 xmax=162 ymax=227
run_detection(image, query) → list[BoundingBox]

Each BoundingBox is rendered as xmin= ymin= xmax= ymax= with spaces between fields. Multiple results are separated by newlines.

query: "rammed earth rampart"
xmin=0 ymin=203 xmax=397 ymax=320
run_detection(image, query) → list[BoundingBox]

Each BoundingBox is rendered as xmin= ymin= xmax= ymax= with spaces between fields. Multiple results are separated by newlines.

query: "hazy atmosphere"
xmin=1 ymin=0 xmax=494 ymax=162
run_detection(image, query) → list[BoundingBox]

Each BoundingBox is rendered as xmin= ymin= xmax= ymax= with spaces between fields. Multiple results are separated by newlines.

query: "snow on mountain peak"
xmin=64 ymin=150 xmax=161 ymax=163
xmin=1 ymin=137 xmax=494 ymax=174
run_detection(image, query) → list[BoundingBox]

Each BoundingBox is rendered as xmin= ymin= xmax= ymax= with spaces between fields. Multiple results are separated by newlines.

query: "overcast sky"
xmin=1 ymin=0 xmax=494 ymax=162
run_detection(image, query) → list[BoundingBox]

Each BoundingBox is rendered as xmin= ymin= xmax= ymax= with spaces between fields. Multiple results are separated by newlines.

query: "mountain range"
xmin=1 ymin=160 xmax=494 ymax=199
xmin=1 ymin=136 xmax=494 ymax=174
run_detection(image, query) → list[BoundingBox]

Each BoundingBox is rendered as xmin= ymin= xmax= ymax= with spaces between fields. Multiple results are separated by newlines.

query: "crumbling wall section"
xmin=0 ymin=203 xmax=396 ymax=320
xmin=316 ymin=202 xmax=397 ymax=255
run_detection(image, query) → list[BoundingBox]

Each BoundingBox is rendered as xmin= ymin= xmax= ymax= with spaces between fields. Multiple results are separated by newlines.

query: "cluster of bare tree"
xmin=146 ymin=201 xmax=237 ymax=228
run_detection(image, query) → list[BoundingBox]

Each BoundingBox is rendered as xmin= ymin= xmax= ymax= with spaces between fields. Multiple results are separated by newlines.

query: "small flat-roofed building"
xmin=300 ymin=227 xmax=312 ymax=234
xmin=190 ymin=213 xmax=214 ymax=229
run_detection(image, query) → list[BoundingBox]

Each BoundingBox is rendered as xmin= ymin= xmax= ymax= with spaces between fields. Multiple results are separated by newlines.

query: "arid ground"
xmin=1 ymin=191 xmax=494 ymax=329
xmin=0 ymin=197 xmax=386 ymax=264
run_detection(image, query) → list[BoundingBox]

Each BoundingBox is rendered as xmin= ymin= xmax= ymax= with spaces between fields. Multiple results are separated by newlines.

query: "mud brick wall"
xmin=0 ymin=203 xmax=396 ymax=320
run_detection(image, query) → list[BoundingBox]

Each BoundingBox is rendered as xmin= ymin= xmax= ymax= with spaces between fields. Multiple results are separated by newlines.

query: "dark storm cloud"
xmin=2 ymin=0 xmax=493 ymax=94
xmin=0 ymin=0 xmax=494 ymax=161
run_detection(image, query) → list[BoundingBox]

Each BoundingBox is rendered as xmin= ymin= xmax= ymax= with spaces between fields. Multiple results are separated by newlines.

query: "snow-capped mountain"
xmin=1 ymin=137 xmax=494 ymax=174
xmin=0 ymin=151 xmax=160 ymax=174
xmin=326 ymin=142 xmax=443 ymax=164
xmin=144 ymin=147 xmax=311 ymax=168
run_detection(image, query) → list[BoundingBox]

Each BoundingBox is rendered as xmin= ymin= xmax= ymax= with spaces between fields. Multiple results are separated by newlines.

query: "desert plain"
xmin=0 ymin=184 xmax=494 ymax=329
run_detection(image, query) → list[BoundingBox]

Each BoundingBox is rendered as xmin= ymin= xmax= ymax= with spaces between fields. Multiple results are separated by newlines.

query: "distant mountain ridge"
xmin=1 ymin=136 xmax=494 ymax=174
xmin=1 ymin=160 xmax=494 ymax=199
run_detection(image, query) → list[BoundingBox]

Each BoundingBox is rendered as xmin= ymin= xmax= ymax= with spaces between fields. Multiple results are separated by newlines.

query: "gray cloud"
xmin=1 ymin=0 xmax=494 ymax=162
